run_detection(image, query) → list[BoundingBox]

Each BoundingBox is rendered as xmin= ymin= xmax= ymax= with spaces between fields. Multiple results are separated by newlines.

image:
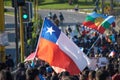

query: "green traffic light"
xmin=23 ymin=14 xmax=28 ymax=19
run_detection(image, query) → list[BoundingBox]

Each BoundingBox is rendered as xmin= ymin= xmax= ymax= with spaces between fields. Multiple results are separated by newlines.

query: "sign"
xmin=104 ymin=5 xmax=110 ymax=14
xmin=97 ymin=57 xmax=109 ymax=67
xmin=88 ymin=58 xmax=97 ymax=70
xmin=0 ymin=32 xmax=9 ymax=46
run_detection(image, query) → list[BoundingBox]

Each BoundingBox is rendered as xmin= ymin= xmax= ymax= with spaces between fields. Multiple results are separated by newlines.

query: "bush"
xmin=73 ymin=0 xmax=78 ymax=3
xmin=38 ymin=0 xmax=45 ymax=5
xmin=54 ymin=0 xmax=67 ymax=3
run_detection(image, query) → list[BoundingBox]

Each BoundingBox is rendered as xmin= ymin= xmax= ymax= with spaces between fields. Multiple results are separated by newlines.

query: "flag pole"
xmin=33 ymin=17 xmax=46 ymax=59
xmin=86 ymin=35 xmax=100 ymax=56
xmin=86 ymin=14 xmax=105 ymax=56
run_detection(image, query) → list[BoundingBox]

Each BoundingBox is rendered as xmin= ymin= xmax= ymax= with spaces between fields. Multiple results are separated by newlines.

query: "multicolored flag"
xmin=83 ymin=12 xmax=115 ymax=33
xmin=35 ymin=17 xmax=91 ymax=75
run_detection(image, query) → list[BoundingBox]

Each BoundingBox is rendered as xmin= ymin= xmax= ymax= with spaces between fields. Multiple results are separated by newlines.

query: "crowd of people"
xmin=1 ymin=12 xmax=120 ymax=80
xmin=47 ymin=12 xmax=64 ymax=26
xmin=0 ymin=45 xmax=120 ymax=80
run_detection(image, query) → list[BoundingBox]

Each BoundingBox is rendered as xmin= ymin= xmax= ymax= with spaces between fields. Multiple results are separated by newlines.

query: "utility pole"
xmin=19 ymin=6 xmax=25 ymax=62
xmin=101 ymin=0 xmax=104 ymax=14
xmin=0 ymin=0 xmax=5 ymax=62
xmin=14 ymin=0 xmax=19 ymax=64
xmin=17 ymin=0 xmax=26 ymax=62
xmin=34 ymin=0 xmax=38 ymax=21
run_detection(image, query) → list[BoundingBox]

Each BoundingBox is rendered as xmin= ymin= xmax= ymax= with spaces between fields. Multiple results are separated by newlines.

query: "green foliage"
xmin=32 ymin=32 xmax=37 ymax=38
xmin=27 ymin=15 xmax=43 ymax=51
xmin=53 ymin=0 xmax=79 ymax=3
xmin=92 ymin=0 xmax=96 ymax=3
xmin=27 ymin=39 xmax=31 ymax=45
xmin=73 ymin=0 xmax=78 ymax=3
xmin=38 ymin=0 xmax=45 ymax=5
xmin=53 ymin=0 xmax=67 ymax=3
xmin=4 ymin=1 xmax=11 ymax=6
xmin=38 ymin=16 xmax=43 ymax=30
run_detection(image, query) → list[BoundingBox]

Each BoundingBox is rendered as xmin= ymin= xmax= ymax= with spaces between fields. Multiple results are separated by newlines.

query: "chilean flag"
xmin=35 ymin=18 xmax=91 ymax=75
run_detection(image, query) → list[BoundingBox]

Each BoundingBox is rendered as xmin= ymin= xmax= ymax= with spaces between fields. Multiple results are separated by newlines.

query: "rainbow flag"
xmin=83 ymin=12 xmax=115 ymax=33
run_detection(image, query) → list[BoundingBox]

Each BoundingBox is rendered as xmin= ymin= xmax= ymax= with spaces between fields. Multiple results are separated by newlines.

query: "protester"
xmin=74 ymin=4 xmax=79 ymax=11
xmin=96 ymin=69 xmax=111 ymax=80
xmin=0 ymin=69 xmax=13 ymax=80
xmin=48 ymin=12 xmax=53 ymax=19
xmin=88 ymin=70 xmax=96 ymax=80
xmin=5 ymin=54 xmax=14 ymax=71
xmin=52 ymin=13 xmax=57 ymax=21
xmin=11 ymin=62 xmax=26 ymax=80
xmin=50 ymin=75 xmax=59 ymax=80
xmin=59 ymin=12 xmax=64 ymax=24
xmin=37 ymin=66 xmax=46 ymax=80
xmin=0 ymin=63 xmax=8 ymax=71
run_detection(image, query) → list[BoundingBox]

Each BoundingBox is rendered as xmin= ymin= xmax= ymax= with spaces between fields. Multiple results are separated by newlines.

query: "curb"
xmin=66 ymin=9 xmax=91 ymax=14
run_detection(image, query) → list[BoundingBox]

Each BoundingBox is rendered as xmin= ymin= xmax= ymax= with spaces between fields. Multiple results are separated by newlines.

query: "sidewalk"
xmin=66 ymin=9 xmax=92 ymax=14
xmin=5 ymin=6 xmax=14 ymax=12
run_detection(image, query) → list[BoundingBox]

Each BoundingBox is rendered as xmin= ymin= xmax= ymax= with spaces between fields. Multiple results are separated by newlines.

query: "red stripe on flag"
xmin=97 ymin=26 xmax=105 ymax=34
xmin=82 ymin=21 xmax=94 ymax=27
xmin=83 ymin=21 xmax=98 ymax=29
xmin=83 ymin=21 xmax=105 ymax=33
xmin=36 ymin=38 xmax=80 ymax=75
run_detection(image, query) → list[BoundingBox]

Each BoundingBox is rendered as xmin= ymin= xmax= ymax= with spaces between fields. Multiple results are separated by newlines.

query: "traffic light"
xmin=22 ymin=2 xmax=29 ymax=23
xmin=26 ymin=22 xmax=33 ymax=39
xmin=17 ymin=0 xmax=25 ymax=6
xmin=21 ymin=2 xmax=33 ymax=23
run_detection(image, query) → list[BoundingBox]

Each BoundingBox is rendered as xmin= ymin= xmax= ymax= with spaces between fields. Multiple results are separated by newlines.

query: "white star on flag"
xmin=46 ymin=27 xmax=55 ymax=35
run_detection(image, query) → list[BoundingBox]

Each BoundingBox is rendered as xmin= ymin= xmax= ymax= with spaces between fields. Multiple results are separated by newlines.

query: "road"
xmin=5 ymin=15 xmax=17 ymax=62
xmin=38 ymin=10 xmax=87 ymax=25
xmin=4 ymin=8 xmax=120 ymax=65
xmin=4 ymin=9 xmax=87 ymax=63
